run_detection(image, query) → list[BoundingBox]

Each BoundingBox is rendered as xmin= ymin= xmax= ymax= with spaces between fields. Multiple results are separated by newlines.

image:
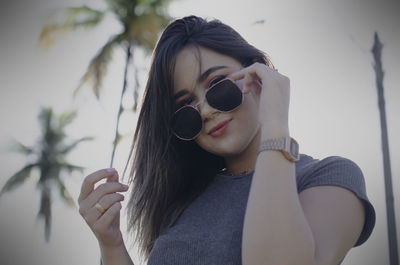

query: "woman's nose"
xmin=198 ymin=99 xmax=219 ymax=121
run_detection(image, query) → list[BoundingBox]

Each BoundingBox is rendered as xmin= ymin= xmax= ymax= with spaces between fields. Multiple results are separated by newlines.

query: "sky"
xmin=0 ymin=0 xmax=399 ymax=264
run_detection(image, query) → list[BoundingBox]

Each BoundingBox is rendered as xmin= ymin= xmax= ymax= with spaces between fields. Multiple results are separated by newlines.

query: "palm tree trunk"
xmin=109 ymin=43 xmax=132 ymax=168
xmin=38 ymin=183 xmax=51 ymax=242
xmin=101 ymin=43 xmax=132 ymax=265
xmin=372 ymin=32 xmax=399 ymax=265
xmin=133 ymin=67 xmax=139 ymax=111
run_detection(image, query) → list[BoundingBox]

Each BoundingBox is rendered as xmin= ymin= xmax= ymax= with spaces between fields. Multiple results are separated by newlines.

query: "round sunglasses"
xmin=171 ymin=78 xmax=243 ymax=141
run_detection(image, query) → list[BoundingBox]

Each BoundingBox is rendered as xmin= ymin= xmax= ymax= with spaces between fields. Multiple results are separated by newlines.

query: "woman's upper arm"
xmin=299 ymin=185 xmax=365 ymax=265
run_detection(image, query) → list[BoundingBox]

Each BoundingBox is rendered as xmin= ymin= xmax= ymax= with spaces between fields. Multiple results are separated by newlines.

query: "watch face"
xmin=290 ymin=138 xmax=299 ymax=158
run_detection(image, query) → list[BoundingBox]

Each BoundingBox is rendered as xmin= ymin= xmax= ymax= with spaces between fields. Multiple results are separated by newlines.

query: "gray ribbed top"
xmin=147 ymin=154 xmax=376 ymax=265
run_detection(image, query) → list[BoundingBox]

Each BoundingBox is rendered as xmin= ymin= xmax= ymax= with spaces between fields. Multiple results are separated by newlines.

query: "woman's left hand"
xmin=229 ymin=62 xmax=290 ymax=138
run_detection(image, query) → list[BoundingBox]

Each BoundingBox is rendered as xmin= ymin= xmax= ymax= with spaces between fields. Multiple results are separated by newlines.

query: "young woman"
xmin=78 ymin=16 xmax=376 ymax=265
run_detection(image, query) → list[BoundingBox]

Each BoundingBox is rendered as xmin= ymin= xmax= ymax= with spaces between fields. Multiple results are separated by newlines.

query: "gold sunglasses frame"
xmin=171 ymin=78 xmax=244 ymax=141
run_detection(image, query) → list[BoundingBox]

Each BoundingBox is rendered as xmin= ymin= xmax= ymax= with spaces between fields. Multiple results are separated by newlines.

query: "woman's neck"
xmin=223 ymin=128 xmax=261 ymax=176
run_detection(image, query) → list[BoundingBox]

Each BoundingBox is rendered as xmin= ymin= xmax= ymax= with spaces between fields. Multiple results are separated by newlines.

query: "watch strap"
xmin=258 ymin=136 xmax=300 ymax=162
xmin=257 ymin=137 xmax=287 ymax=154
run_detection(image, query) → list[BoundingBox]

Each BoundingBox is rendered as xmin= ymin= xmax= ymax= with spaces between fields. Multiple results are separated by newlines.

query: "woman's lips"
xmin=208 ymin=119 xmax=231 ymax=137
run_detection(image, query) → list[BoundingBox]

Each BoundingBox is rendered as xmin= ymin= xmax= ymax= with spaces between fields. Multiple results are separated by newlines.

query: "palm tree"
xmin=0 ymin=107 xmax=93 ymax=242
xmin=39 ymin=0 xmax=172 ymax=168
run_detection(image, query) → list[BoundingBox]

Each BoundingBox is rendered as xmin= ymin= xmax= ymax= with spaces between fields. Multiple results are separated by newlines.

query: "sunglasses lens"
xmin=171 ymin=107 xmax=202 ymax=140
xmin=206 ymin=79 xmax=242 ymax=112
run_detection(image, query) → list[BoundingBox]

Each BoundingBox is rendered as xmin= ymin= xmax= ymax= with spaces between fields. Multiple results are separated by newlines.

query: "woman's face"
xmin=173 ymin=46 xmax=261 ymax=157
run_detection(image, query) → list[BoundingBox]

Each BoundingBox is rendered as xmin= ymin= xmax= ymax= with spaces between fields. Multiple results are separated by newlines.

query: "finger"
xmin=230 ymin=64 xmax=262 ymax=84
xmin=95 ymin=201 xmax=122 ymax=229
xmin=82 ymin=181 xmax=129 ymax=211
xmin=83 ymin=193 xmax=125 ymax=224
xmin=78 ymin=168 xmax=117 ymax=203
xmin=79 ymin=182 xmax=127 ymax=218
xmin=228 ymin=70 xmax=245 ymax=82
xmin=243 ymin=74 xmax=253 ymax=94
xmin=107 ymin=170 xmax=119 ymax=183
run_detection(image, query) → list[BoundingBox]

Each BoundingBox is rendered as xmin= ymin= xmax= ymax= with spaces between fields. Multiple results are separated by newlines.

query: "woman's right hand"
xmin=78 ymin=168 xmax=129 ymax=248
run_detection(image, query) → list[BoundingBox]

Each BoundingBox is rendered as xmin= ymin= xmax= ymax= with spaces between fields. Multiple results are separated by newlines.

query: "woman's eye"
xmin=182 ymin=97 xmax=194 ymax=105
xmin=208 ymin=75 xmax=226 ymax=88
xmin=176 ymin=97 xmax=194 ymax=109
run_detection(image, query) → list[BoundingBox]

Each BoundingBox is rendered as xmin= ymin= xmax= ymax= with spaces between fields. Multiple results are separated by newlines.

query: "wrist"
xmin=260 ymin=123 xmax=290 ymax=140
xmin=99 ymin=242 xmax=134 ymax=265
xmin=99 ymin=241 xmax=125 ymax=254
xmin=257 ymin=136 xmax=300 ymax=162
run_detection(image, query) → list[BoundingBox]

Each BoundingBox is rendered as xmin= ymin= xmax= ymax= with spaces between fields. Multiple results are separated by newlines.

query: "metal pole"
xmin=371 ymin=31 xmax=399 ymax=265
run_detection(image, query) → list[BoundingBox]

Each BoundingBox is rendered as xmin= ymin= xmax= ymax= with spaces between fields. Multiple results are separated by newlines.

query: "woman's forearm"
xmin=99 ymin=243 xmax=135 ymax=265
xmin=242 ymin=142 xmax=315 ymax=265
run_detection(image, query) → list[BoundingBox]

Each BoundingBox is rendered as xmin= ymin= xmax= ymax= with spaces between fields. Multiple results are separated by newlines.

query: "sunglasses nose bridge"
xmin=197 ymin=100 xmax=221 ymax=123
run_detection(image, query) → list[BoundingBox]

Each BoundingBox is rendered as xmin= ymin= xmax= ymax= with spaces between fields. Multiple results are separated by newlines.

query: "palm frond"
xmin=0 ymin=164 xmax=37 ymax=199
xmin=73 ymin=33 xmax=123 ymax=99
xmin=7 ymin=139 xmax=35 ymax=155
xmin=57 ymin=110 xmax=78 ymax=129
xmin=38 ymin=107 xmax=65 ymax=151
xmin=39 ymin=5 xmax=105 ymax=49
xmin=55 ymin=178 xmax=77 ymax=209
xmin=60 ymin=163 xmax=85 ymax=175
xmin=104 ymin=0 xmax=170 ymax=51
xmin=128 ymin=10 xmax=170 ymax=52
xmin=53 ymin=110 xmax=79 ymax=145
xmin=105 ymin=0 xmax=136 ymax=24
xmin=38 ymin=107 xmax=53 ymax=137
xmin=59 ymin=136 xmax=95 ymax=155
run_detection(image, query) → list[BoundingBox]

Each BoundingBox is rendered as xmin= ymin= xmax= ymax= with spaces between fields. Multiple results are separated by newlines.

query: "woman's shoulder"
xmin=296 ymin=153 xmax=366 ymax=194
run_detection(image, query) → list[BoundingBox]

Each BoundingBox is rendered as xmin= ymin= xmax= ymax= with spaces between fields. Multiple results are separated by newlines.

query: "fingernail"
xmin=107 ymin=168 xmax=115 ymax=173
xmin=122 ymin=184 xmax=129 ymax=189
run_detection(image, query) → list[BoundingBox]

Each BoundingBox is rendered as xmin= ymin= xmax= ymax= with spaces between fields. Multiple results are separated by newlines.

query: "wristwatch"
xmin=258 ymin=136 xmax=300 ymax=162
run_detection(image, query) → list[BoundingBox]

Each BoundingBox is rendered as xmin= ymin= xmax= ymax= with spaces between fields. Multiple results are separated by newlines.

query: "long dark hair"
xmin=123 ymin=15 xmax=273 ymax=260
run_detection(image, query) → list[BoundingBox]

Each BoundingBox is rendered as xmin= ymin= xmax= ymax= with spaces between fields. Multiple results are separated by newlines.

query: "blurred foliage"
xmin=0 ymin=107 xmax=94 ymax=242
xmin=39 ymin=0 xmax=174 ymax=168
xmin=39 ymin=0 xmax=172 ymax=100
